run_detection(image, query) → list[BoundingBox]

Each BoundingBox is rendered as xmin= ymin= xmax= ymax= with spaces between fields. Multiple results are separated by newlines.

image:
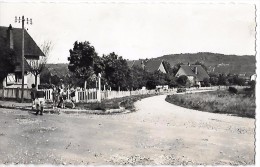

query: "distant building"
xmin=251 ymin=74 xmax=256 ymax=81
xmin=0 ymin=24 xmax=45 ymax=88
xmin=127 ymin=59 xmax=167 ymax=73
xmin=175 ymin=64 xmax=210 ymax=86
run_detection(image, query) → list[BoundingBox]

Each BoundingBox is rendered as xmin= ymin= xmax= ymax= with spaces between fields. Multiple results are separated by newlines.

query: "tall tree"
xmin=30 ymin=40 xmax=53 ymax=86
xmin=177 ymin=75 xmax=188 ymax=87
xmin=129 ymin=65 xmax=147 ymax=90
xmin=68 ymin=41 xmax=102 ymax=88
xmin=102 ymin=52 xmax=131 ymax=90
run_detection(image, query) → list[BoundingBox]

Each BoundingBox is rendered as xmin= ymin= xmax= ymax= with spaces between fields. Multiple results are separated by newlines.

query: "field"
xmin=165 ymin=89 xmax=255 ymax=118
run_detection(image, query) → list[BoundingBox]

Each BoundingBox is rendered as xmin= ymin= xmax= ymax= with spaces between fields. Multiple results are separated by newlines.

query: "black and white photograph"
xmin=0 ymin=0 xmax=259 ymax=166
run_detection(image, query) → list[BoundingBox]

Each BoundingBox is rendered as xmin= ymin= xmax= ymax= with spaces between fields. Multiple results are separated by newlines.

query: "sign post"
xmin=97 ymin=73 xmax=101 ymax=102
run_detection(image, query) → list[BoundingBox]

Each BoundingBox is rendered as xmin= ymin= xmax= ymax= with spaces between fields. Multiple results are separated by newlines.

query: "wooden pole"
xmin=21 ymin=16 xmax=25 ymax=103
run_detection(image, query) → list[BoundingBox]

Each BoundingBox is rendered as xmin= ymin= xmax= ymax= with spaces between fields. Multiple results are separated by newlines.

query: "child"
xmin=52 ymin=86 xmax=59 ymax=109
xmin=35 ymin=90 xmax=45 ymax=115
xmin=58 ymin=85 xmax=66 ymax=108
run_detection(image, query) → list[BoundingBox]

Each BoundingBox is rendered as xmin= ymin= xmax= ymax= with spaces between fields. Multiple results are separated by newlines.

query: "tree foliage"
xmin=102 ymin=52 xmax=131 ymax=90
xmin=130 ymin=66 xmax=147 ymax=90
xmin=177 ymin=75 xmax=188 ymax=86
xmin=68 ymin=41 xmax=104 ymax=87
xmin=0 ymin=46 xmax=16 ymax=88
xmin=30 ymin=40 xmax=53 ymax=86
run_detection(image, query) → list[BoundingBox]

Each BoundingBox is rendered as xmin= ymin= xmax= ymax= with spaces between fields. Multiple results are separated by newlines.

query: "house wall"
xmin=3 ymin=73 xmax=40 ymax=88
xmin=187 ymin=76 xmax=195 ymax=85
xmin=175 ymin=68 xmax=197 ymax=86
xmin=251 ymin=74 xmax=256 ymax=81
xmin=158 ymin=63 xmax=167 ymax=73
xmin=175 ymin=68 xmax=186 ymax=77
xmin=27 ymin=73 xmax=40 ymax=88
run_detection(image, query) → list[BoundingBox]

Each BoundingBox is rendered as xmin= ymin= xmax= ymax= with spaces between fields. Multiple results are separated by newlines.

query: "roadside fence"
xmin=1 ymin=85 xmax=249 ymax=103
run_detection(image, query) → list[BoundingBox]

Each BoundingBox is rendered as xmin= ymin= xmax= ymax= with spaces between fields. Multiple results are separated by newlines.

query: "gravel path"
xmin=0 ymin=95 xmax=255 ymax=165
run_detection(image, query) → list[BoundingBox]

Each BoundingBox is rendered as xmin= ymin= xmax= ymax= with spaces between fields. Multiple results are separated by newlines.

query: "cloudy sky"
xmin=0 ymin=1 xmax=256 ymax=63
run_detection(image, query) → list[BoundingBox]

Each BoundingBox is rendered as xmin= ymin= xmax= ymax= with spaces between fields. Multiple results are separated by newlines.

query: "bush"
xmin=177 ymin=75 xmax=188 ymax=86
xmin=75 ymin=94 xmax=155 ymax=111
xmin=228 ymin=87 xmax=238 ymax=94
xmin=177 ymin=88 xmax=186 ymax=93
xmin=146 ymin=80 xmax=157 ymax=90
xmin=203 ymin=77 xmax=210 ymax=87
xmin=38 ymin=84 xmax=53 ymax=89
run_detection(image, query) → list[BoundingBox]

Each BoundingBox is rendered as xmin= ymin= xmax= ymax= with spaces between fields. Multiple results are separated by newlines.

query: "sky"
xmin=0 ymin=1 xmax=257 ymax=63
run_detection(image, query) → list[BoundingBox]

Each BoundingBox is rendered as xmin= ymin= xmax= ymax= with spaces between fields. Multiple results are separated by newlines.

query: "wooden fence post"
xmin=16 ymin=87 xmax=20 ymax=102
xmin=2 ymin=87 xmax=5 ymax=99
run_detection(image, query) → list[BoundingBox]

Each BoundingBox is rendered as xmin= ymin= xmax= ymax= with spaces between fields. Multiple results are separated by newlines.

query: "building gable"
xmin=0 ymin=25 xmax=45 ymax=72
xmin=127 ymin=59 xmax=167 ymax=73
xmin=176 ymin=65 xmax=209 ymax=81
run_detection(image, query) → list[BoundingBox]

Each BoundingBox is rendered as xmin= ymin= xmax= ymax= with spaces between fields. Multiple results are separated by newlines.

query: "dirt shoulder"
xmin=0 ymin=95 xmax=255 ymax=165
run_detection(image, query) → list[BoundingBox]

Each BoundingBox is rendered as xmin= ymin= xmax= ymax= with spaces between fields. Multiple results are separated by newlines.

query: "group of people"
xmin=51 ymin=85 xmax=67 ymax=109
xmin=30 ymin=83 xmax=77 ymax=115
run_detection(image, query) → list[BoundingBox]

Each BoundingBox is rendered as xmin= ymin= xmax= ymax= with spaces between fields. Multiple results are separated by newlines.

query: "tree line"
xmin=66 ymin=41 xmax=179 ymax=90
xmin=1 ymin=39 xmax=252 ymax=90
xmin=39 ymin=41 xmax=254 ymax=90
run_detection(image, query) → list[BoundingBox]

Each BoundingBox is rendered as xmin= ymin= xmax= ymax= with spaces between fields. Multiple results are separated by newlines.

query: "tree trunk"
xmin=35 ymin=74 xmax=38 ymax=88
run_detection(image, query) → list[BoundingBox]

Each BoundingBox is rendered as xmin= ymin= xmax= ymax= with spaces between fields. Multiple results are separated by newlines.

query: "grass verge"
xmin=165 ymin=89 xmax=255 ymax=118
xmin=76 ymin=94 xmax=156 ymax=111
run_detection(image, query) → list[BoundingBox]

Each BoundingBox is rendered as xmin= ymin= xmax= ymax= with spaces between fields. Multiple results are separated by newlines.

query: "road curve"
xmin=0 ymin=95 xmax=255 ymax=165
xmin=131 ymin=95 xmax=255 ymax=165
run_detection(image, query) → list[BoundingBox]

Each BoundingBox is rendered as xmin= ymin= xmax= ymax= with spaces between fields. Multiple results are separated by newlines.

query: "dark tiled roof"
xmin=132 ymin=60 xmax=143 ymax=68
xmin=0 ymin=25 xmax=45 ymax=72
xmin=126 ymin=60 xmax=143 ymax=68
xmin=144 ymin=59 xmax=163 ymax=72
xmin=45 ymin=64 xmax=70 ymax=77
xmin=14 ymin=58 xmax=32 ymax=72
xmin=178 ymin=65 xmax=209 ymax=81
xmin=127 ymin=60 xmax=135 ymax=68
xmin=127 ymin=59 xmax=165 ymax=73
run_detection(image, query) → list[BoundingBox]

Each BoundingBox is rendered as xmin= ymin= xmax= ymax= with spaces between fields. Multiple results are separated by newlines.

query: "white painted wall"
xmin=158 ymin=62 xmax=167 ymax=73
xmin=2 ymin=73 xmax=40 ymax=88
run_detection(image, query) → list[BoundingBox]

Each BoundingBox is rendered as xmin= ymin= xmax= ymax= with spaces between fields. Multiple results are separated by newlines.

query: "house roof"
xmin=14 ymin=58 xmax=32 ymax=72
xmin=45 ymin=64 xmax=71 ymax=77
xmin=127 ymin=59 xmax=165 ymax=73
xmin=144 ymin=59 xmax=163 ymax=72
xmin=127 ymin=60 xmax=143 ymax=68
xmin=0 ymin=25 xmax=45 ymax=72
xmin=177 ymin=65 xmax=209 ymax=81
xmin=126 ymin=60 xmax=135 ymax=68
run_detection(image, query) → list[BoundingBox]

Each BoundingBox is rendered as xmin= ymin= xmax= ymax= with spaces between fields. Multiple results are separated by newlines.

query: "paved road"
xmin=0 ymin=95 xmax=255 ymax=165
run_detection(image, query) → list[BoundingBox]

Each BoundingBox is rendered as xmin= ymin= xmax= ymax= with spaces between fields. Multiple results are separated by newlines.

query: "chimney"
xmin=7 ymin=24 xmax=14 ymax=49
xmin=188 ymin=62 xmax=190 ymax=66
xmin=141 ymin=60 xmax=145 ymax=70
xmin=194 ymin=67 xmax=198 ymax=75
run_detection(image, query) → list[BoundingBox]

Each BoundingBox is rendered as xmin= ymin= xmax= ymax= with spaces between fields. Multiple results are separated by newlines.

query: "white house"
xmin=175 ymin=64 xmax=210 ymax=86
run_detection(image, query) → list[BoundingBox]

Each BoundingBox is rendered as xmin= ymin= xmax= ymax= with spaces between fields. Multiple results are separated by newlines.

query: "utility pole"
xmin=15 ymin=16 xmax=32 ymax=103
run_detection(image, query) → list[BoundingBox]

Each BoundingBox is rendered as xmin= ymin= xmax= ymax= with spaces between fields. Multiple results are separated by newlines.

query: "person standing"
xmin=35 ymin=90 xmax=45 ymax=115
xmin=52 ymin=86 xmax=59 ymax=109
xmin=57 ymin=85 xmax=65 ymax=108
xmin=30 ymin=84 xmax=37 ymax=110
